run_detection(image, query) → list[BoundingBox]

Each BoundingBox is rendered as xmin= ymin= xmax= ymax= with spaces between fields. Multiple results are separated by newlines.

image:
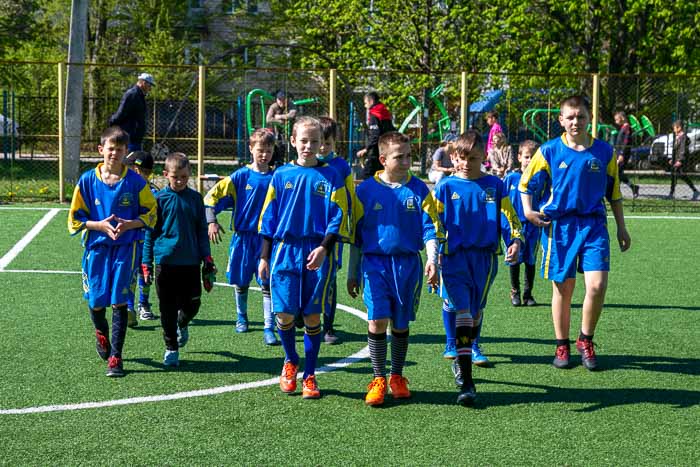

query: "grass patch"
xmin=0 ymin=209 xmax=698 ymax=466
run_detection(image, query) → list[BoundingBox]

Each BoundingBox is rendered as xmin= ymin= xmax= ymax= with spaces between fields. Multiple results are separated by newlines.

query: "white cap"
xmin=137 ymin=73 xmax=156 ymax=86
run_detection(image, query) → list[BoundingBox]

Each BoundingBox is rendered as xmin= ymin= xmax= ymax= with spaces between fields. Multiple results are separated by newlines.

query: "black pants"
xmin=670 ymin=166 xmax=697 ymax=195
xmin=155 ymin=264 xmax=201 ymax=350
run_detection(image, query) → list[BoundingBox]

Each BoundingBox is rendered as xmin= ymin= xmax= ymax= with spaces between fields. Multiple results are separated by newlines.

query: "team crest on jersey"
xmin=245 ymin=184 xmax=253 ymax=190
xmin=285 ymin=181 xmax=294 ymax=189
xmin=484 ymin=187 xmax=496 ymax=203
xmin=118 ymin=193 xmax=133 ymax=207
xmin=95 ymin=198 xmax=101 ymax=206
xmin=451 ymin=192 xmax=460 ymax=200
xmin=405 ymin=197 xmax=417 ymax=211
xmin=558 ymin=161 xmax=568 ymax=169
xmin=587 ymin=158 xmax=602 ymax=173
xmin=314 ymin=181 xmax=331 ymax=197
xmin=373 ymin=202 xmax=383 ymax=210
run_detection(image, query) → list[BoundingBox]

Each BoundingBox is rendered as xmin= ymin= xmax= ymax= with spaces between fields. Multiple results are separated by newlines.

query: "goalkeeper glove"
xmin=202 ymin=256 xmax=217 ymax=293
xmin=141 ymin=263 xmax=153 ymax=286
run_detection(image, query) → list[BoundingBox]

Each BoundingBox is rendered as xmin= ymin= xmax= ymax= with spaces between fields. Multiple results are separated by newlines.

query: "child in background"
xmin=204 ymin=129 xmax=278 ymax=345
xmin=487 ymin=131 xmax=513 ymax=178
xmin=434 ymin=130 xmax=522 ymax=406
xmin=68 ymin=126 xmax=157 ymax=377
xmin=428 ymin=137 xmax=456 ymax=184
xmin=124 ymin=150 xmax=159 ymax=324
xmin=318 ymin=116 xmax=354 ymax=345
xmin=347 ymin=132 xmax=442 ymax=406
xmin=520 ymin=96 xmax=631 ymax=371
xmin=258 ymin=116 xmax=350 ymax=399
xmin=502 ymin=140 xmax=545 ymax=307
xmin=485 ymin=111 xmax=503 ymax=155
xmin=142 ymin=152 xmax=216 ymax=367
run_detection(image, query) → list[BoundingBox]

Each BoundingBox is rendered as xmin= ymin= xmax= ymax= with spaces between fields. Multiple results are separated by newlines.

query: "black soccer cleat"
xmin=576 ymin=338 xmax=598 ymax=371
xmin=456 ymin=384 xmax=477 ymax=406
xmin=553 ymin=344 xmax=571 ymax=369
xmin=106 ymin=356 xmax=125 ymax=377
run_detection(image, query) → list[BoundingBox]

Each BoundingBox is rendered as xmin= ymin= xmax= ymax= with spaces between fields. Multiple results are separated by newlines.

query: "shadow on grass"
xmin=487 ymin=353 xmax=700 ymax=376
xmin=568 ymin=303 xmax=700 ymax=312
xmin=405 ymin=382 xmax=699 ymax=411
xmin=129 ymin=350 xmax=282 ymax=375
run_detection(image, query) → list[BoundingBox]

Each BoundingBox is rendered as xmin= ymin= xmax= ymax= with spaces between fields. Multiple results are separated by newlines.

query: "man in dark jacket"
xmin=357 ymin=92 xmax=395 ymax=180
xmin=109 ymin=73 xmax=155 ymax=152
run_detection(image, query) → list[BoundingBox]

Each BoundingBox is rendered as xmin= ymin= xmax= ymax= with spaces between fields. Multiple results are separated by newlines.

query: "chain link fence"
xmin=1 ymin=61 xmax=699 ymax=211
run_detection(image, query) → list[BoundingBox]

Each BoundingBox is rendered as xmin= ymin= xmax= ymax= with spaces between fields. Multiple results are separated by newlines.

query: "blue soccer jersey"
xmin=204 ymin=166 xmax=273 ymax=233
xmin=519 ymin=134 xmax=622 ymax=219
xmin=354 ymin=173 xmax=442 ymax=255
xmin=259 ymin=162 xmax=350 ymax=242
xmin=434 ymin=174 xmax=522 ymax=255
xmin=68 ymin=164 xmax=157 ymax=248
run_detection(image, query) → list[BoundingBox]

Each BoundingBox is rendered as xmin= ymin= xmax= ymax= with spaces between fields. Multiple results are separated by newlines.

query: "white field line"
xmin=0 ymin=282 xmax=369 ymax=415
xmin=0 ymin=208 xmax=60 ymax=271
xmin=1 ymin=269 xmax=81 ymax=274
xmin=615 ymin=215 xmax=700 ymax=220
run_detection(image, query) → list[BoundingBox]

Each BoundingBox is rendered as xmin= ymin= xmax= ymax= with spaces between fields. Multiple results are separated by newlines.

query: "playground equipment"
xmin=397 ymin=84 xmax=452 ymax=141
xmin=245 ymin=88 xmax=319 ymax=137
xmin=522 ymin=108 xmax=561 ymax=143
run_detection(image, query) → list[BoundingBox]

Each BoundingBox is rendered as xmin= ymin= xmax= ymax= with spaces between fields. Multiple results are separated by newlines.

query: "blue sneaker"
xmin=163 ymin=350 xmax=179 ymax=367
xmin=177 ymin=325 xmax=189 ymax=348
xmin=263 ymin=328 xmax=280 ymax=346
xmin=471 ymin=343 xmax=490 ymax=367
xmin=443 ymin=341 xmax=457 ymax=360
xmin=235 ymin=314 xmax=249 ymax=333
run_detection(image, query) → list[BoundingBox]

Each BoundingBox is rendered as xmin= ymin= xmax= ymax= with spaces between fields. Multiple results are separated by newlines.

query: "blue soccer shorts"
xmin=504 ymin=221 xmax=540 ymax=266
xmin=270 ymin=239 xmax=336 ymax=317
xmin=440 ymin=248 xmax=498 ymax=317
xmin=541 ymin=214 xmax=610 ymax=283
xmin=82 ymin=242 xmax=139 ymax=309
xmin=362 ymin=253 xmax=422 ymax=330
xmin=227 ymin=231 xmax=268 ymax=287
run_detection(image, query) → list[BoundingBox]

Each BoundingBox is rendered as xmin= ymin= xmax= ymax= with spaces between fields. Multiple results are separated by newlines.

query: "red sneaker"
xmin=365 ymin=377 xmax=387 ymax=406
xmin=576 ymin=338 xmax=598 ymax=371
xmin=553 ymin=344 xmax=570 ymax=369
xmin=279 ymin=361 xmax=298 ymax=394
xmin=302 ymin=375 xmax=321 ymax=399
xmin=389 ymin=374 xmax=411 ymax=399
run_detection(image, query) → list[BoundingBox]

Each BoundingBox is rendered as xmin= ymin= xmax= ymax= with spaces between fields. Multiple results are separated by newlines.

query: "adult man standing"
xmin=109 ymin=73 xmax=155 ymax=152
xmin=356 ymin=91 xmax=395 ymax=180
xmin=266 ymin=90 xmax=297 ymax=167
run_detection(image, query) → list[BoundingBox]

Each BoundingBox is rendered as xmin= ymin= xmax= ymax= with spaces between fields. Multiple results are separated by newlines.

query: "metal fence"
xmin=1 ymin=61 xmax=699 ymax=210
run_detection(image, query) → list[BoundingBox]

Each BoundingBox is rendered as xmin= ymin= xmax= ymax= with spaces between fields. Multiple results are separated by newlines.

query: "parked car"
xmin=647 ymin=128 xmax=700 ymax=172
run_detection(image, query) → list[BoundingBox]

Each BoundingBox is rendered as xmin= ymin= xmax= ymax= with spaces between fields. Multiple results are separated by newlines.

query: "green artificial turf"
xmin=0 ymin=208 xmax=698 ymax=466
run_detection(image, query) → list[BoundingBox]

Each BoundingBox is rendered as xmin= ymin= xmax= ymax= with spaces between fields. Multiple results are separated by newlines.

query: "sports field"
xmin=0 ymin=206 xmax=698 ymax=466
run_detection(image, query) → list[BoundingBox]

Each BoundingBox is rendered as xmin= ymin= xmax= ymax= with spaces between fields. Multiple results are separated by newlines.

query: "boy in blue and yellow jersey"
xmin=501 ymin=140 xmax=547 ymax=307
xmin=519 ymin=96 xmax=631 ymax=371
xmin=142 ymin=153 xmax=216 ymax=368
xmin=258 ymin=116 xmax=350 ymax=399
xmin=204 ymin=129 xmax=277 ymax=345
xmin=318 ymin=116 xmax=354 ymax=345
xmin=124 ymin=150 xmax=160 ymax=324
xmin=347 ymin=132 xmax=441 ymax=407
xmin=434 ymin=130 xmax=522 ymax=406
xmin=68 ymin=126 xmax=157 ymax=377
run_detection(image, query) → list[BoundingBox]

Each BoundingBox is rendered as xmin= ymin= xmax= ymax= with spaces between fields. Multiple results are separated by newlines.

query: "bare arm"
xmin=609 ymin=199 xmax=631 ymax=251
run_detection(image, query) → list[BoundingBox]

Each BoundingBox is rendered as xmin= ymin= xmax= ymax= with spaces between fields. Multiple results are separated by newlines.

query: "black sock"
xmin=89 ymin=308 xmax=109 ymax=335
xmin=556 ymin=338 xmax=570 ymax=347
xmin=368 ymin=331 xmax=387 ymax=378
xmin=457 ymin=354 xmax=473 ymax=388
xmin=579 ymin=332 xmax=593 ymax=342
xmin=111 ymin=305 xmax=128 ymax=358
xmin=390 ymin=329 xmax=409 ymax=376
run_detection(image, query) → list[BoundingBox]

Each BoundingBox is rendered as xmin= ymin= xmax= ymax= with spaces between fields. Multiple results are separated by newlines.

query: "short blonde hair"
xmin=292 ymin=116 xmax=321 ymax=138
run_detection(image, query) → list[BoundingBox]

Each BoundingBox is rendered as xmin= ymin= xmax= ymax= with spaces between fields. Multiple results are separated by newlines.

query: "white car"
xmin=648 ymin=127 xmax=700 ymax=171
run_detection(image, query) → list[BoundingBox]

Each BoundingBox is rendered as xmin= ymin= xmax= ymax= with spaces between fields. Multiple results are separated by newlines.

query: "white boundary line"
xmin=1 ymin=269 xmax=81 ymax=274
xmin=0 ymin=208 xmax=60 ymax=271
xmin=0 ymin=282 xmax=369 ymax=415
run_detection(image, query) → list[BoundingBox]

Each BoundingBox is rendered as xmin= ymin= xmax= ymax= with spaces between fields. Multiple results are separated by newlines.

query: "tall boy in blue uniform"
xmin=142 ymin=152 xmax=216 ymax=367
xmin=519 ymin=96 xmax=631 ymax=371
xmin=258 ymin=116 xmax=350 ymax=399
xmin=318 ymin=116 xmax=355 ymax=345
xmin=124 ymin=150 xmax=160 ymax=324
xmin=347 ymin=132 xmax=442 ymax=406
xmin=205 ymin=129 xmax=277 ymax=345
xmin=434 ymin=130 xmax=522 ymax=406
xmin=68 ymin=126 xmax=157 ymax=377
